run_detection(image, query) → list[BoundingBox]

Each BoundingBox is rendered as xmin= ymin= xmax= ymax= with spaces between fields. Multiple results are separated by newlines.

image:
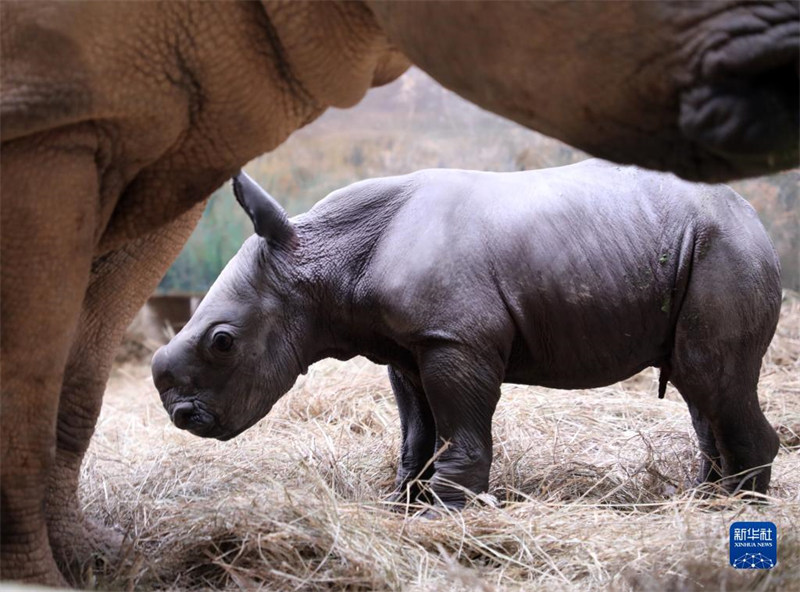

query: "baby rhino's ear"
xmin=232 ymin=171 xmax=296 ymax=248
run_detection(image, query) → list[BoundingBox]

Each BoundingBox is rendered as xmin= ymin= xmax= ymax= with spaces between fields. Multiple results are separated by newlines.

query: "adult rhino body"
xmin=153 ymin=160 xmax=782 ymax=511
xmin=2 ymin=0 xmax=796 ymax=585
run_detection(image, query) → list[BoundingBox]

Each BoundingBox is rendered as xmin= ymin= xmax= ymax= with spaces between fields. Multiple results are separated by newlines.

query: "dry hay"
xmin=80 ymin=295 xmax=800 ymax=591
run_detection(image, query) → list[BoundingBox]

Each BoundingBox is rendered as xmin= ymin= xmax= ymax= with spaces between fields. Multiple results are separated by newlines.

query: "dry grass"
xmin=82 ymin=295 xmax=800 ymax=591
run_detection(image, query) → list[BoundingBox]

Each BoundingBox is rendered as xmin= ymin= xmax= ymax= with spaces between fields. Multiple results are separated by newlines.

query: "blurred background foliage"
xmin=159 ymin=68 xmax=798 ymax=293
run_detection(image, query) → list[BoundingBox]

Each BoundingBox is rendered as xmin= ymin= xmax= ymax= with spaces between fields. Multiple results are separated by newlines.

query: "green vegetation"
xmin=157 ymin=190 xmax=251 ymax=292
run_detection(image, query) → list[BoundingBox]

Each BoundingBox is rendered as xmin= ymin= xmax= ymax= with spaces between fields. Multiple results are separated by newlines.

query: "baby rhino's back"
xmin=367 ymin=160 xmax=773 ymax=388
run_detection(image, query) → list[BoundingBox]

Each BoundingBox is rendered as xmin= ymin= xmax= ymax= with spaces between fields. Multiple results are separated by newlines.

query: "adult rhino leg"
xmin=386 ymin=365 xmax=436 ymax=504
xmin=46 ymin=203 xmax=205 ymax=585
xmin=0 ymin=132 xmax=98 ymax=585
xmin=417 ymin=346 xmax=502 ymax=510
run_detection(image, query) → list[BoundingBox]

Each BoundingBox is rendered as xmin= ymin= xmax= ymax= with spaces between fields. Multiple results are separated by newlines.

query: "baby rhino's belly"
xmin=502 ymin=297 xmax=674 ymax=390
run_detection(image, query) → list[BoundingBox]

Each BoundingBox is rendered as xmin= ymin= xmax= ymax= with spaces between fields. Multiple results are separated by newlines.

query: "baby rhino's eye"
xmin=212 ymin=331 xmax=234 ymax=353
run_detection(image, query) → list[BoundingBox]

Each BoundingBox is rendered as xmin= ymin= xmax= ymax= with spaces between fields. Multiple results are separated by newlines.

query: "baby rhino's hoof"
xmin=384 ymin=481 xmax=435 ymax=509
xmin=416 ymin=507 xmax=446 ymax=520
xmin=474 ymin=492 xmax=500 ymax=508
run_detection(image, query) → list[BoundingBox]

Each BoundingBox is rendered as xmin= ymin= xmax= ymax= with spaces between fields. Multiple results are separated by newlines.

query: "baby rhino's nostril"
xmin=171 ymin=402 xmax=197 ymax=429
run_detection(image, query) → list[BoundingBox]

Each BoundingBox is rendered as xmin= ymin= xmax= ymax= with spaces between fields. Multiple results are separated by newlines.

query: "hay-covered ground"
xmin=84 ymin=296 xmax=800 ymax=591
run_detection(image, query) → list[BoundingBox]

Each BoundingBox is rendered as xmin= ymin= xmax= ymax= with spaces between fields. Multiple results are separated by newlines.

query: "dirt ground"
xmin=82 ymin=295 xmax=800 ymax=591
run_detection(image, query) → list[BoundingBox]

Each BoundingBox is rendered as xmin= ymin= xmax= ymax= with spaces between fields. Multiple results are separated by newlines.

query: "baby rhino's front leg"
xmin=387 ymin=366 xmax=436 ymax=502
xmin=414 ymin=345 xmax=503 ymax=510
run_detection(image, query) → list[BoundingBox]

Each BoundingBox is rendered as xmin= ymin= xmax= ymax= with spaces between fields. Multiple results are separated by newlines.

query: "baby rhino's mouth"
xmin=169 ymin=401 xmax=216 ymax=434
xmin=161 ymin=391 xmax=220 ymax=438
xmin=159 ymin=385 xmax=265 ymax=442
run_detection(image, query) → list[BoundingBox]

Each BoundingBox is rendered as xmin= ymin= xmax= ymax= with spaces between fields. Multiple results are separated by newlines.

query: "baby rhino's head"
xmin=151 ymin=172 xmax=305 ymax=440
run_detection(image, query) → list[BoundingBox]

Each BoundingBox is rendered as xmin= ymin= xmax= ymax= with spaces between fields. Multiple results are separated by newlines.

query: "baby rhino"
xmin=152 ymin=160 xmax=781 ymax=509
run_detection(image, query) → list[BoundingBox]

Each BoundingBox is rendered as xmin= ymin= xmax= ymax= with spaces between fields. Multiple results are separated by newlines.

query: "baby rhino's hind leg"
xmin=671 ymin=304 xmax=779 ymax=495
xmin=683 ymin=401 xmax=722 ymax=487
xmin=672 ymin=356 xmax=778 ymax=495
xmin=669 ymin=230 xmax=781 ymax=496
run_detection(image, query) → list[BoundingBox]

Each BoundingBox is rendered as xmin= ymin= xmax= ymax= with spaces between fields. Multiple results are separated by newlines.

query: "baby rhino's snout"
xmin=151 ymin=345 xmax=216 ymax=435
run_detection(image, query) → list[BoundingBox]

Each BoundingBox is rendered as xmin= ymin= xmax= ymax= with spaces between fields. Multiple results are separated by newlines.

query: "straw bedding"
xmin=81 ymin=295 xmax=800 ymax=590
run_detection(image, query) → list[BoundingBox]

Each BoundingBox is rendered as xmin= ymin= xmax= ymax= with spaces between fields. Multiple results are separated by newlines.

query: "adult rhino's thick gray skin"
xmin=152 ymin=161 xmax=782 ymax=509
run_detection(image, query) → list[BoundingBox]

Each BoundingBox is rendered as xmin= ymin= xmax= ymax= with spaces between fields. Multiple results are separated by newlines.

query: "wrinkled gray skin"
xmin=153 ymin=160 xmax=782 ymax=509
